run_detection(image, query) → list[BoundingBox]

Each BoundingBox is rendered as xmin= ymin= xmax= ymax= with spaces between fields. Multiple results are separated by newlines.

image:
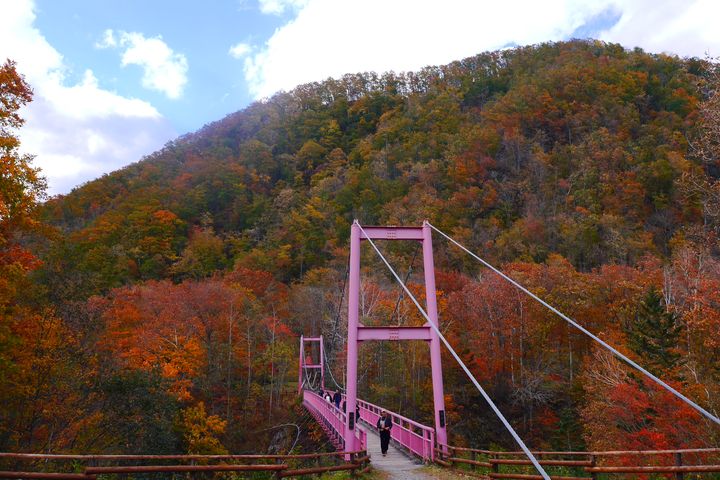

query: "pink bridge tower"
xmin=344 ymin=220 xmax=448 ymax=453
xmin=298 ymin=335 xmax=324 ymax=394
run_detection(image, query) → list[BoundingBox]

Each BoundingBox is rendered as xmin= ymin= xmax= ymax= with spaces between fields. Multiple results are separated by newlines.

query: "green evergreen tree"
xmin=627 ymin=287 xmax=682 ymax=373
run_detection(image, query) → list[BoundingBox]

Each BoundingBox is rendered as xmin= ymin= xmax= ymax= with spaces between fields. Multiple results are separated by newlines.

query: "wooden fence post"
xmin=471 ymin=450 xmax=476 ymax=471
xmin=674 ymin=452 xmax=684 ymax=480
xmin=273 ymin=465 xmax=283 ymax=480
xmin=589 ymin=454 xmax=597 ymax=480
xmin=275 ymin=456 xmax=283 ymax=480
xmin=350 ymin=452 xmax=357 ymax=478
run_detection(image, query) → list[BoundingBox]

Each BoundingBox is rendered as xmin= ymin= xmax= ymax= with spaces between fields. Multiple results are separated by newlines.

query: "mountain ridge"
xmin=41 ymin=39 xmax=709 ymax=292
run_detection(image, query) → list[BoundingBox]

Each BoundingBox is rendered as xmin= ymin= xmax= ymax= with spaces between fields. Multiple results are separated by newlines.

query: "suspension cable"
xmin=253 ymin=423 xmax=302 ymax=454
xmin=324 ymin=344 xmax=345 ymax=391
xmin=356 ymin=222 xmax=551 ymax=480
xmin=304 ymin=367 xmax=319 ymax=391
xmin=332 ymin=254 xmax=350 ymax=344
xmin=324 ymin=257 xmax=350 ymax=392
xmin=390 ymin=242 xmax=420 ymax=325
xmin=427 ymin=222 xmax=720 ymax=426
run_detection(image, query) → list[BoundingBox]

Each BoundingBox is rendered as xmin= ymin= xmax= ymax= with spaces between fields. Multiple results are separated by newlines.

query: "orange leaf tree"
xmin=0 ymin=59 xmax=45 ymax=309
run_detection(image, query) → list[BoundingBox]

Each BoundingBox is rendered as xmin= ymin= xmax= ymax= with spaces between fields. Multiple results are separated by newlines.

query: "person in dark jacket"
xmin=333 ymin=390 xmax=341 ymax=409
xmin=376 ymin=410 xmax=392 ymax=456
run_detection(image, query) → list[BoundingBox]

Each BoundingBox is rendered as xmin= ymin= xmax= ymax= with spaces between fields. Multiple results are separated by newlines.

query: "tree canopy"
xmin=2 ymin=41 xmax=720 ymax=459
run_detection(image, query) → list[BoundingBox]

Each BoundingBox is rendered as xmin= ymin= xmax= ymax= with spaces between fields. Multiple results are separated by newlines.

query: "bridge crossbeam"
xmin=357 ymin=325 xmax=432 ymax=342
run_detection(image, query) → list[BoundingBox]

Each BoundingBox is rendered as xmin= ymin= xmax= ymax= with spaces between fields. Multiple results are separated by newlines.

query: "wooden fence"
xmin=0 ymin=451 xmax=371 ymax=479
xmin=436 ymin=446 xmax=720 ymax=479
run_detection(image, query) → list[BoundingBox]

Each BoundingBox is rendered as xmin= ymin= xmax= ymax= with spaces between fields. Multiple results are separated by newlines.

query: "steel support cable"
xmin=356 ymin=223 xmax=551 ymax=480
xmin=253 ymin=423 xmax=302 ymax=454
xmin=323 ymin=255 xmax=351 ymax=392
xmin=427 ymin=222 xmax=720 ymax=426
xmin=295 ymin=413 xmax=319 ymax=437
xmin=390 ymin=243 xmax=420 ymax=324
xmin=323 ymin=346 xmax=345 ymax=391
xmin=304 ymin=367 xmax=319 ymax=391
xmin=296 ymin=414 xmax=328 ymax=450
xmin=303 ymin=368 xmax=311 ymax=390
xmin=332 ymin=254 xmax=350 ymax=342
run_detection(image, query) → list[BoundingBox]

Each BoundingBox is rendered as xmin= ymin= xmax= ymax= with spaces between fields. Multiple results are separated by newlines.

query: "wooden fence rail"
xmin=84 ymin=465 xmax=287 ymax=475
xmin=0 ymin=450 xmax=370 ymax=479
xmin=435 ymin=445 xmax=720 ymax=479
xmin=0 ymin=474 xmax=96 ymax=480
xmin=439 ymin=446 xmax=720 ymax=457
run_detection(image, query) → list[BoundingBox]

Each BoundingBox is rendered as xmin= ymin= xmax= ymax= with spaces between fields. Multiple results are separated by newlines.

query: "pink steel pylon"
xmin=344 ymin=220 xmax=448 ymax=452
xmin=298 ymin=335 xmax=324 ymax=394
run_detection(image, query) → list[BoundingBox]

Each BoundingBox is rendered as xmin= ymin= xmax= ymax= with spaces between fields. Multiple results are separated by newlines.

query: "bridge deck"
xmin=359 ymin=422 xmax=425 ymax=478
xmin=302 ymin=388 xmax=437 ymax=474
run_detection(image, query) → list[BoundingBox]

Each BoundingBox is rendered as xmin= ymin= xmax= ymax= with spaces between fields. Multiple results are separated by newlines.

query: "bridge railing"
xmin=347 ymin=394 xmax=435 ymax=462
xmin=302 ymin=391 xmax=366 ymax=451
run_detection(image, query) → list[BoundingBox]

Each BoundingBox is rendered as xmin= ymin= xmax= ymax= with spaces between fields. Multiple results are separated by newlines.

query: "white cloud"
xmin=229 ymin=42 xmax=252 ymax=59
xmin=99 ymin=29 xmax=189 ymax=99
xmin=258 ymin=0 xmax=309 ymax=15
xmin=0 ymin=0 xmax=176 ymax=195
xmin=243 ymin=0 xmax=609 ymax=98
xmin=43 ymin=69 xmax=160 ymax=119
xmin=21 ymin=95 xmax=175 ymax=194
xmin=243 ymin=0 xmax=720 ymax=99
xmin=599 ymin=0 xmax=719 ymax=58
xmin=95 ymin=28 xmax=117 ymax=49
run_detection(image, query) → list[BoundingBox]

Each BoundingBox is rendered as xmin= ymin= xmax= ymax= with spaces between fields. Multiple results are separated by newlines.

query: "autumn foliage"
xmin=0 ymin=60 xmax=45 ymax=309
xmin=2 ymin=41 xmax=720 ymax=457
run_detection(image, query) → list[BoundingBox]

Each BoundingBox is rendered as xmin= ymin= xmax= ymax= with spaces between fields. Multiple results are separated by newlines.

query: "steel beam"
xmin=357 ymin=325 xmax=432 ymax=342
xmin=358 ymin=226 xmax=424 ymax=241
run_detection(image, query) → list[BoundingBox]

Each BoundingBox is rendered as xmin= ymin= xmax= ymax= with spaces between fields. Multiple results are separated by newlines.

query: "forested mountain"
xmin=44 ymin=40 xmax=709 ymax=287
xmin=3 ymin=40 xmax=719 ymax=457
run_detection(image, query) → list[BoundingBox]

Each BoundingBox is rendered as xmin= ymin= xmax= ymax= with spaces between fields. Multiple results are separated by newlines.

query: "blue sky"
xmin=32 ymin=0 xmax=288 ymax=134
xmin=1 ymin=0 xmax=718 ymax=195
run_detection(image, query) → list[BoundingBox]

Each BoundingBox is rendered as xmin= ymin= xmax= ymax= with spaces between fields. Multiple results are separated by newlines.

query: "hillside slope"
xmin=42 ymin=39 xmax=708 ymax=294
xmin=11 ymin=40 xmax=718 ymax=456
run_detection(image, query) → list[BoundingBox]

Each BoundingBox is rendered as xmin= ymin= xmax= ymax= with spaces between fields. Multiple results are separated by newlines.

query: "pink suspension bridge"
xmin=299 ymin=222 xmax=446 ymax=464
xmin=298 ymin=221 xmax=720 ymax=479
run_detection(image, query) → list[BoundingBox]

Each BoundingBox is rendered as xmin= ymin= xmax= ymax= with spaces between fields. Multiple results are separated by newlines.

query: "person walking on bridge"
xmin=376 ymin=410 xmax=392 ymax=456
xmin=333 ymin=390 xmax=341 ymax=409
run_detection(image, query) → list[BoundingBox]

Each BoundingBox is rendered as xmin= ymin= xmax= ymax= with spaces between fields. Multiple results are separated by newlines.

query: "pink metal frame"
xmin=303 ymin=390 xmax=366 ymax=451
xmin=298 ymin=335 xmax=324 ymax=394
xmin=342 ymin=393 xmax=435 ymax=461
xmin=297 ymin=335 xmax=433 ymax=459
xmin=344 ymin=221 xmax=448 ymax=457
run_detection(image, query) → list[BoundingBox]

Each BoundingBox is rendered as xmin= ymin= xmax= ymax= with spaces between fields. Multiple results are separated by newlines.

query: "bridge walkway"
xmin=358 ymin=421 xmax=426 ymax=479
